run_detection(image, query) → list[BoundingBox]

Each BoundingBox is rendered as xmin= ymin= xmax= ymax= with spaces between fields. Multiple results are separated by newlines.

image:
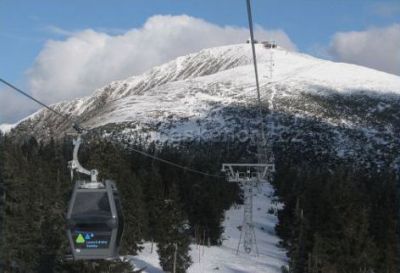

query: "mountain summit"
xmin=8 ymin=43 xmax=400 ymax=167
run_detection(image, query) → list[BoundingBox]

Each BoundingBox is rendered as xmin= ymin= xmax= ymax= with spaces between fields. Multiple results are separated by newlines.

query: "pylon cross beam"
xmin=221 ymin=163 xmax=275 ymax=183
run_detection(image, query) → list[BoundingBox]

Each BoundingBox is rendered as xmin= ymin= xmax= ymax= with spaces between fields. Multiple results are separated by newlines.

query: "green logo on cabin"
xmin=76 ymin=234 xmax=85 ymax=244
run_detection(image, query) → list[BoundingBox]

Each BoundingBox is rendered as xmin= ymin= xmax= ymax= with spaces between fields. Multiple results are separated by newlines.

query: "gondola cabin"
xmin=66 ymin=180 xmax=124 ymax=260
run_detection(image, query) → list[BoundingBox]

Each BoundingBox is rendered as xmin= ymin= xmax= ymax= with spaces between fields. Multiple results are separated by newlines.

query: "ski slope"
xmin=129 ymin=183 xmax=287 ymax=273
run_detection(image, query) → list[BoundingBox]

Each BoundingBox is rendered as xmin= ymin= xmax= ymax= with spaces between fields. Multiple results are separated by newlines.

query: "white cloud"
xmin=43 ymin=25 xmax=129 ymax=36
xmin=43 ymin=25 xmax=75 ymax=36
xmin=27 ymin=15 xmax=296 ymax=104
xmin=329 ymin=24 xmax=400 ymax=75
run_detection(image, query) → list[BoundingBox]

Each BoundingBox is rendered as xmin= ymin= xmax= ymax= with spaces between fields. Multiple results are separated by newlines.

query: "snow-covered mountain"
xmin=0 ymin=123 xmax=15 ymax=134
xmin=8 ymin=43 xmax=400 ymax=167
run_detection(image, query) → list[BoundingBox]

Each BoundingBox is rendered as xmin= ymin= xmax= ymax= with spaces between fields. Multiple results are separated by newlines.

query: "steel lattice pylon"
xmin=242 ymin=177 xmax=255 ymax=254
xmin=221 ymin=164 xmax=275 ymax=255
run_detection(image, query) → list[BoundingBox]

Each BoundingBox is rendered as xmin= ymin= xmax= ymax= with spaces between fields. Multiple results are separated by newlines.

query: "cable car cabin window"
xmin=71 ymin=192 xmax=112 ymax=220
xmin=70 ymin=192 xmax=113 ymax=250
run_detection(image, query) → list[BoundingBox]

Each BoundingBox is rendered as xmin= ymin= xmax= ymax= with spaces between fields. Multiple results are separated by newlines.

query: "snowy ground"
xmin=129 ymin=183 xmax=287 ymax=273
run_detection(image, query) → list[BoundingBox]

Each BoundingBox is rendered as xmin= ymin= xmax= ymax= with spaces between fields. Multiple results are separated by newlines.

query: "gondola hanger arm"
xmin=69 ymin=134 xmax=98 ymax=183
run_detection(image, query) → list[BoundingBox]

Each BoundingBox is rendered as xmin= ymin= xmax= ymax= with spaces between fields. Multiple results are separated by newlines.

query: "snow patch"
xmin=129 ymin=183 xmax=287 ymax=273
xmin=0 ymin=123 xmax=16 ymax=133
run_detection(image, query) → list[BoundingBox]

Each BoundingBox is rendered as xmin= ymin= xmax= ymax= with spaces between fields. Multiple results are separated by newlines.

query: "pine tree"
xmin=1 ymin=138 xmax=43 ymax=272
xmin=157 ymin=184 xmax=192 ymax=273
xmin=288 ymin=198 xmax=308 ymax=273
xmin=140 ymin=164 xmax=164 ymax=244
xmin=36 ymin=140 xmax=69 ymax=272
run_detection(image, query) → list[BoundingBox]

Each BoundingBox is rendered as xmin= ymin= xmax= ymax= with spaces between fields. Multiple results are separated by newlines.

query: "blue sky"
xmin=1 ymin=0 xmax=399 ymax=83
xmin=0 ymin=0 xmax=400 ymax=123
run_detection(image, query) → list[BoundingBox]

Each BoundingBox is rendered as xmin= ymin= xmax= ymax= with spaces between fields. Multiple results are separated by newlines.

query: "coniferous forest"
xmin=274 ymin=164 xmax=399 ymax=273
xmin=0 ymin=132 xmax=399 ymax=273
xmin=0 ymin=133 xmax=239 ymax=273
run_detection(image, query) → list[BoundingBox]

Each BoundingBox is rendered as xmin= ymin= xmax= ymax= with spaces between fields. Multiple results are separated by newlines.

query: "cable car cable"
xmin=246 ymin=0 xmax=265 ymax=143
xmin=0 ymin=78 xmax=71 ymax=122
xmin=0 ymin=78 xmax=222 ymax=178
xmin=246 ymin=0 xmax=263 ymax=116
xmin=129 ymin=146 xmax=223 ymax=178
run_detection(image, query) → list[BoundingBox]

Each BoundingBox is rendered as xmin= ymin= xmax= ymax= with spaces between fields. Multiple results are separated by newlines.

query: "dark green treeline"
xmin=274 ymin=163 xmax=399 ymax=273
xmin=0 ymin=134 xmax=239 ymax=273
xmin=0 ymin=132 xmax=399 ymax=273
